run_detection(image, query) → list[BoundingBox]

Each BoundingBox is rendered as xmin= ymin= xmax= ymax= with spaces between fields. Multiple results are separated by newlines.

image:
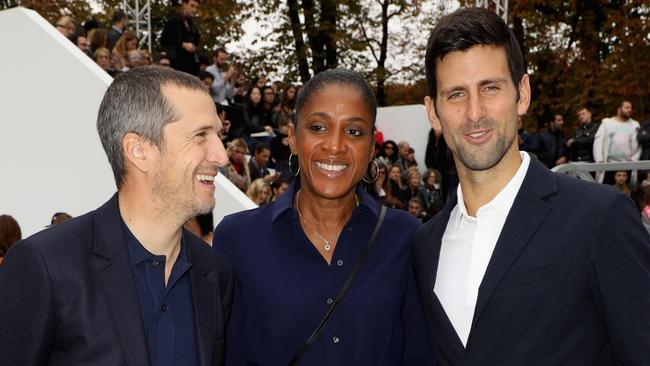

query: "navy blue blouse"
xmin=213 ymin=183 xmax=435 ymax=365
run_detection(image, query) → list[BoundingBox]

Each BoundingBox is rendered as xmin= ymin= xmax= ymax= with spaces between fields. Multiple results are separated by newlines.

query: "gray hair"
xmin=97 ymin=65 xmax=208 ymax=188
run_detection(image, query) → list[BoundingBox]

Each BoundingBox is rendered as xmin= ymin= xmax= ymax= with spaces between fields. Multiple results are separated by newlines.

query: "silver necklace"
xmin=295 ymin=190 xmax=358 ymax=251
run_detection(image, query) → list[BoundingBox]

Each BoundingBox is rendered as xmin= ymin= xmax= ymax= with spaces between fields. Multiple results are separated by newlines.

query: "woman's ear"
xmin=287 ymin=122 xmax=298 ymax=155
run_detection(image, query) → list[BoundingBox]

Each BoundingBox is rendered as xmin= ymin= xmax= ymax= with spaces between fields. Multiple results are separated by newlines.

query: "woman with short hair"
xmin=213 ymin=68 xmax=434 ymax=365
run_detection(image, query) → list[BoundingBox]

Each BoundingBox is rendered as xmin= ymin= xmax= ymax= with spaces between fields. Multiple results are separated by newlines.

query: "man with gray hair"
xmin=0 ymin=66 xmax=233 ymax=365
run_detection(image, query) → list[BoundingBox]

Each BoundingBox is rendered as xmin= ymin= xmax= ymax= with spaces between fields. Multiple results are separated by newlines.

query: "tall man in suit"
xmin=414 ymin=7 xmax=650 ymax=365
xmin=0 ymin=66 xmax=233 ymax=365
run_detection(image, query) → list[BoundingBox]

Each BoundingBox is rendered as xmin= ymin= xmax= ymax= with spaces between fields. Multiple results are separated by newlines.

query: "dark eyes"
xmin=308 ymin=123 xmax=364 ymax=137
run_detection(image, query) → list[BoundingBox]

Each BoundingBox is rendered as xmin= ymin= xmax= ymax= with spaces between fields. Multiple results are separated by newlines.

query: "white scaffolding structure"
xmin=123 ymin=0 xmax=151 ymax=52
xmin=476 ymin=0 xmax=508 ymax=22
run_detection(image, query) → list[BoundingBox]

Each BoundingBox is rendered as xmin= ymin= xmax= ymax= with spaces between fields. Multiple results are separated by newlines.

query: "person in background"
xmin=220 ymin=138 xmax=251 ymax=192
xmin=107 ymin=10 xmax=127 ymax=51
xmin=246 ymin=178 xmax=271 ymax=206
xmin=88 ymin=27 xmax=109 ymax=54
xmin=270 ymin=177 xmax=289 ymax=202
xmin=198 ymin=70 xmax=214 ymax=89
xmin=48 ymin=212 xmax=72 ymax=226
xmin=112 ymin=30 xmax=138 ymax=71
xmin=593 ymin=100 xmax=641 ymax=184
xmin=161 ymin=0 xmax=201 ymax=76
xmin=535 ymin=114 xmax=567 ymax=168
xmin=184 ymin=212 xmax=214 ymax=244
xmin=249 ymin=142 xmax=277 ymax=184
xmin=567 ymin=106 xmax=599 ymax=162
xmin=0 ymin=215 xmax=21 ymax=265
xmin=387 ymin=164 xmax=408 ymax=208
xmin=614 ymin=170 xmax=631 ymax=197
xmin=408 ymin=197 xmax=426 ymax=221
xmin=422 ymin=169 xmax=445 ymax=216
xmin=377 ymin=139 xmax=398 ymax=166
xmin=280 ymin=84 xmax=298 ymax=118
xmin=213 ymin=68 xmax=434 ymax=365
xmin=516 ymin=116 xmax=534 ymax=152
xmin=205 ymin=48 xmax=236 ymax=105
xmin=94 ymin=47 xmax=118 ymax=77
xmin=404 ymin=168 xmax=427 ymax=207
xmin=216 ymin=104 xmax=234 ymax=146
xmin=154 ymin=53 xmax=171 ymax=68
xmin=76 ymin=35 xmax=92 ymax=57
xmin=55 ymin=15 xmax=76 ymax=41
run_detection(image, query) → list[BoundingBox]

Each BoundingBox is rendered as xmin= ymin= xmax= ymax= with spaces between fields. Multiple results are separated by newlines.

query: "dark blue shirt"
xmin=124 ymin=224 xmax=198 ymax=366
xmin=213 ymin=183 xmax=435 ymax=365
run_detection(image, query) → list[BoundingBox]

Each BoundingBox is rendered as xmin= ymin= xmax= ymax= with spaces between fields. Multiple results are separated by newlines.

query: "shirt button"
xmin=336 ymin=260 xmax=343 ymax=267
xmin=161 ymin=304 xmax=168 ymax=312
xmin=332 ymin=336 xmax=340 ymax=343
xmin=326 ymin=298 xmax=333 ymax=305
xmin=152 ymin=260 xmax=160 ymax=267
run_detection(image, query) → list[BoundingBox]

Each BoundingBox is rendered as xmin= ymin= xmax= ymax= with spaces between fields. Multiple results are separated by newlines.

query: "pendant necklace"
xmin=295 ymin=190 xmax=358 ymax=251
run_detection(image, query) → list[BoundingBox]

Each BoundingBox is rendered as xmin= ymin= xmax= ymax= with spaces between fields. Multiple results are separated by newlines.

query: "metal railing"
xmin=551 ymin=161 xmax=650 ymax=185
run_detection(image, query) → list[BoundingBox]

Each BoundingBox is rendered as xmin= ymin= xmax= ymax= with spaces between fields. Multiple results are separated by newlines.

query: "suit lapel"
xmin=468 ymin=159 xmax=557 ymax=345
xmin=187 ymin=232 xmax=218 ymax=366
xmin=93 ymin=194 xmax=150 ymax=366
xmin=420 ymin=192 xmax=467 ymax=361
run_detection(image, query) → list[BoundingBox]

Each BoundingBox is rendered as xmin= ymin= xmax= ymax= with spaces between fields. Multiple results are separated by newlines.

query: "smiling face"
xmin=149 ymin=86 xmax=228 ymax=221
xmin=289 ymin=83 xmax=374 ymax=199
xmin=249 ymin=87 xmax=261 ymax=105
xmin=425 ymin=45 xmax=530 ymax=173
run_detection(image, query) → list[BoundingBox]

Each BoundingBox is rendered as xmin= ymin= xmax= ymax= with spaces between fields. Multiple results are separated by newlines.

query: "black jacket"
xmin=570 ymin=121 xmax=599 ymax=162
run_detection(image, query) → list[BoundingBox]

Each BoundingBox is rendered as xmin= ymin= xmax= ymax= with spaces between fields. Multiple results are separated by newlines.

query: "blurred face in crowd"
xmin=126 ymin=37 xmax=138 ymax=51
xmin=77 ymin=36 xmax=90 ymax=53
xmin=147 ymin=86 xmax=228 ymax=219
xmin=426 ymin=172 xmax=438 ymax=187
xmin=614 ymin=171 xmax=628 ymax=186
xmin=551 ymin=114 xmax=564 ymax=130
xmin=424 ymin=45 xmax=530 ymax=172
xmin=619 ymin=101 xmax=633 ymax=119
xmin=229 ymin=145 xmax=247 ymax=165
xmin=408 ymin=171 xmax=421 ymax=189
xmin=127 ymin=50 xmax=144 ymax=68
xmin=158 ymin=57 xmax=171 ymax=67
xmin=408 ymin=200 xmax=423 ymax=218
xmin=286 ymin=86 xmax=297 ymax=101
xmin=273 ymin=181 xmax=289 ymax=199
xmin=383 ymin=142 xmax=395 ymax=157
xmin=263 ymin=87 xmax=275 ymax=104
xmin=259 ymin=185 xmax=270 ymax=203
xmin=398 ymin=142 xmax=410 ymax=159
xmin=201 ymin=76 xmax=214 ymax=89
xmin=254 ymin=148 xmax=271 ymax=167
xmin=577 ymin=108 xmax=592 ymax=125
xmin=289 ymin=83 xmax=374 ymax=200
xmin=214 ymin=51 xmax=228 ymax=69
xmin=388 ymin=165 xmax=401 ymax=182
xmin=56 ymin=18 xmax=76 ymax=38
xmin=256 ymin=76 xmax=267 ymax=89
xmin=95 ymin=49 xmax=112 ymax=69
xmin=249 ymin=87 xmax=261 ymax=105
xmin=183 ymin=0 xmax=199 ymax=18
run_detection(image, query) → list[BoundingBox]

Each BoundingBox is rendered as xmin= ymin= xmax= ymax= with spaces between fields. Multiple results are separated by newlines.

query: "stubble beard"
xmin=450 ymin=117 xmax=513 ymax=172
xmin=151 ymin=165 xmax=215 ymax=225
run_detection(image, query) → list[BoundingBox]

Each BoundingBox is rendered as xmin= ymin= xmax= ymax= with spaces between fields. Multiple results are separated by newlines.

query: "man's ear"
xmin=517 ymin=74 xmax=531 ymax=116
xmin=424 ymin=96 xmax=442 ymax=134
xmin=287 ymin=122 xmax=298 ymax=155
xmin=122 ymin=132 xmax=154 ymax=174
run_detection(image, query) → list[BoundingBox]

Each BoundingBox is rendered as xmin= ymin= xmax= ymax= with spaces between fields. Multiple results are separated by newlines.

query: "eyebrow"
xmin=190 ymin=123 xmax=217 ymax=135
xmin=441 ymin=78 xmax=508 ymax=95
xmin=305 ymin=111 xmax=369 ymax=124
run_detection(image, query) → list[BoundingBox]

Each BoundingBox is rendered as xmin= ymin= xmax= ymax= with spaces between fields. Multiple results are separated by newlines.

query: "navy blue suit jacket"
xmin=413 ymin=157 xmax=650 ymax=365
xmin=0 ymin=195 xmax=232 ymax=366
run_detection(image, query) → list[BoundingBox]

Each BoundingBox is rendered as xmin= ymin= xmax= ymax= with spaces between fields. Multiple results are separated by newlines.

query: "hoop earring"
xmin=363 ymin=160 xmax=379 ymax=183
xmin=289 ymin=153 xmax=300 ymax=177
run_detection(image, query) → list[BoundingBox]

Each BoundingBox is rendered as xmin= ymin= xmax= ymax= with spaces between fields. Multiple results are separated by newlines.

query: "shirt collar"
xmin=122 ymin=219 xmax=190 ymax=266
xmin=453 ymin=152 xmax=531 ymax=229
xmin=271 ymin=180 xmax=380 ymax=223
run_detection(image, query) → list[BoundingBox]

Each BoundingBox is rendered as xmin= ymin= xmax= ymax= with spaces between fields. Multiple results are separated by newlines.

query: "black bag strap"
xmin=288 ymin=205 xmax=388 ymax=366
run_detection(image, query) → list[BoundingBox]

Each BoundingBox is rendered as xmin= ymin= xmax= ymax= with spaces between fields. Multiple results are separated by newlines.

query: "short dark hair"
xmin=112 ymin=10 xmax=126 ymax=24
xmin=212 ymin=48 xmax=227 ymax=58
xmin=253 ymin=142 xmax=271 ymax=155
xmin=425 ymin=7 xmax=525 ymax=101
xmin=198 ymin=70 xmax=214 ymax=82
xmin=294 ymin=68 xmax=377 ymax=126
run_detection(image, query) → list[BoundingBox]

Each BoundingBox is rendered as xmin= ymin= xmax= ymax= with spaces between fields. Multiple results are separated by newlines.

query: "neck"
xmin=118 ymin=185 xmax=183 ymax=261
xmin=296 ymin=184 xmax=357 ymax=230
xmin=456 ymin=145 xmax=521 ymax=217
xmin=616 ymin=115 xmax=628 ymax=122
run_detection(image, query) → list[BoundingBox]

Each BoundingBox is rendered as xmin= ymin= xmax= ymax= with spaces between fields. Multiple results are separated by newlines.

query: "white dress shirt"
xmin=434 ymin=152 xmax=530 ymax=346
